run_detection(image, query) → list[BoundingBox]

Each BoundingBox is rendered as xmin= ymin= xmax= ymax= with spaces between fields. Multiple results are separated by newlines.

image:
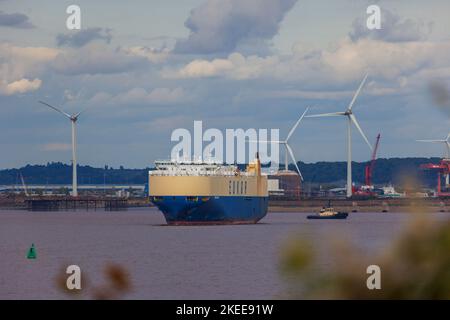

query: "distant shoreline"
xmin=1 ymin=196 xmax=449 ymax=213
xmin=269 ymin=198 xmax=450 ymax=213
xmin=0 ymin=157 xmax=442 ymax=187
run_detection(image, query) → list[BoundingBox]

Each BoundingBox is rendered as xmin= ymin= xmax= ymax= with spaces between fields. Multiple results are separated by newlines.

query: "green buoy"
xmin=27 ymin=244 xmax=37 ymax=259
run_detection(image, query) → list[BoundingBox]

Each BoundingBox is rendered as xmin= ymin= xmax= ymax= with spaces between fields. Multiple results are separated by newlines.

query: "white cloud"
xmin=124 ymin=46 xmax=170 ymax=64
xmin=152 ymin=88 xmax=187 ymax=103
xmin=318 ymin=38 xmax=449 ymax=81
xmin=139 ymin=115 xmax=192 ymax=133
xmin=0 ymin=43 xmax=59 ymax=95
xmin=265 ymin=81 xmax=407 ymax=100
xmin=52 ymin=44 xmax=147 ymax=75
xmin=264 ymin=89 xmax=354 ymax=100
xmin=0 ymin=78 xmax=42 ymax=95
xmin=170 ymin=37 xmax=450 ymax=95
xmin=169 ymin=52 xmax=278 ymax=79
xmin=282 ymin=38 xmax=450 ymax=85
xmin=0 ymin=43 xmax=58 ymax=60
xmin=176 ymin=57 xmax=234 ymax=78
xmin=56 ymin=27 xmax=112 ymax=48
xmin=88 ymin=87 xmax=189 ymax=107
xmin=349 ymin=9 xmax=433 ymax=43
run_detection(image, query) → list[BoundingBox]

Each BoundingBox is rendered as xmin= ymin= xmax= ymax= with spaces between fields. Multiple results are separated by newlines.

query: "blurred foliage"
xmin=281 ymin=215 xmax=450 ymax=299
xmin=429 ymin=81 xmax=450 ymax=117
xmin=92 ymin=264 xmax=132 ymax=299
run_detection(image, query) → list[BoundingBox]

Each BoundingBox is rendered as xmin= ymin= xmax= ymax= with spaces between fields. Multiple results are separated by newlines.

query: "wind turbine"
xmin=255 ymin=107 xmax=309 ymax=180
xmin=39 ymin=101 xmax=85 ymax=197
xmin=417 ymin=132 xmax=450 ymax=185
xmin=306 ymin=74 xmax=373 ymax=197
xmin=416 ymin=133 xmax=450 ymax=158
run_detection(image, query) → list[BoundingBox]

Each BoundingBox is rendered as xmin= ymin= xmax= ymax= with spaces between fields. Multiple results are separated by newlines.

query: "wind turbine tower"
xmin=306 ymin=74 xmax=373 ymax=197
xmin=39 ymin=101 xmax=85 ymax=197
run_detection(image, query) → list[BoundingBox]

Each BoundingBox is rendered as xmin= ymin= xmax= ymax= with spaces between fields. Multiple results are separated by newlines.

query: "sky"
xmin=1 ymin=0 xmax=450 ymax=169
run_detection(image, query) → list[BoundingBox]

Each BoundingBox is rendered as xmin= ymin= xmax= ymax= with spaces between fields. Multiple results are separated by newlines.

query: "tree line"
xmin=0 ymin=158 xmax=441 ymax=187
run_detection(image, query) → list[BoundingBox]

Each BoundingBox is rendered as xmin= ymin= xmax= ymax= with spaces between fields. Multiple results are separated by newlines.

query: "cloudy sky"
xmin=1 ymin=0 xmax=450 ymax=168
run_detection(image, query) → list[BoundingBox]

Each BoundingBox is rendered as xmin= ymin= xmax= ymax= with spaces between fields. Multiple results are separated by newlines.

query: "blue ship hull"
xmin=151 ymin=196 xmax=269 ymax=225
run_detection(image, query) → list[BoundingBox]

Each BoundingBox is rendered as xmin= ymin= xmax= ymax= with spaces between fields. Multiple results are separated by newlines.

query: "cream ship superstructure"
xmin=149 ymin=154 xmax=268 ymax=225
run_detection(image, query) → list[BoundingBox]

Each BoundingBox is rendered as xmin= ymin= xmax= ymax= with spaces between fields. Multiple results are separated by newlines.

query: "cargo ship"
xmin=149 ymin=154 xmax=268 ymax=225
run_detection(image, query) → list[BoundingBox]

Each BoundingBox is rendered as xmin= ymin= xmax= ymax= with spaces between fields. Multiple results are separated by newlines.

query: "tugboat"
xmin=307 ymin=201 xmax=348 ymax=220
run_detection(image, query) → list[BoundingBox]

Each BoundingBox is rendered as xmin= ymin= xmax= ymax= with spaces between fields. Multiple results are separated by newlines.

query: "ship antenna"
xmin=256 ymin=152 xmax=259 ymax=160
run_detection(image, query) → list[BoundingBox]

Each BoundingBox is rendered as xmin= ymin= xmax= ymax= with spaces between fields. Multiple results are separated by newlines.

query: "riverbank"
xmin=269 ymin=198 xmax=450 ymax=213
xmin=1 ymin=195 xmax=450 ymax=213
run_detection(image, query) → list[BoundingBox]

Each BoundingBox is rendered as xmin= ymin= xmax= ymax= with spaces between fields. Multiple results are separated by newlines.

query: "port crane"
xmin=420 ymin=159 xmax=450 ymax=197
xmin=354 ymin=133 xmax=381 ymax=197
xmin=365 ymin=133 xmax=381 ymax=188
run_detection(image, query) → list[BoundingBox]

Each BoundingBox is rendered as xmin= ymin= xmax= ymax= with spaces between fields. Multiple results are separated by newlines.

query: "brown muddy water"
xmin=0 ymin=208 xmax=448 ymax=299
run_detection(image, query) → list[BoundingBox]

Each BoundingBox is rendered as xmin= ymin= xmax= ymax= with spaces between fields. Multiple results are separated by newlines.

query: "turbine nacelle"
xmin=39 ymin=101 xmax=83 ymax=122
xmin=250 ymin=107 xmax=310 ymax=179
xmin=305 ymin=74 xmax=372 ymax=151
xmin=304 ymin=74 xmax=372 ymax=197
xmin=416 ymin=132 xmax=450 ymax=158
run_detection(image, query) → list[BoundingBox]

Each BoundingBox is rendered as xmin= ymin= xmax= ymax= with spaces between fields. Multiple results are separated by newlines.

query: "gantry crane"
xmin=420 ymin=159 xmax=450 ymax=197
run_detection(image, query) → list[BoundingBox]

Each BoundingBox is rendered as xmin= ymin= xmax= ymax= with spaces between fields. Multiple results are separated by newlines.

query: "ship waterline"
xmin=151 ymin=195 xmax=269 ymax=225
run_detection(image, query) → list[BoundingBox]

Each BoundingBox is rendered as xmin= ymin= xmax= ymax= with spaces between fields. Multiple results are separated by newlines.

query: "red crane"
xmin=353 ymin=134 xmax=381 ymax=197
xmin=420 ymin=160 xmax=450 ymax=197
xmin=365 ymin=134 xmax=381 ymax=188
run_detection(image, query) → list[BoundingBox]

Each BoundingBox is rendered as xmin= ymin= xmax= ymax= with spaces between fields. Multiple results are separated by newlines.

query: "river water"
xmin=0 ymin=208 xmax=448 ymax=299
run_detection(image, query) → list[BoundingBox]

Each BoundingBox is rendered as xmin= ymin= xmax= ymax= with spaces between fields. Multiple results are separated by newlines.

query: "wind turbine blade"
xmin=74 ymin=108 xmax=87 ymax=118
xmin=349 ymin=114 xmax=372 ymax=151
xmin=286 ymin=107 xmax=310 ymax=142
xmin=305 ymin=112 xmax=346 ymax=118
xmin=446 ymin=141 xmax=450 ymax=158
xmin=347 ymin=73 xmax=368 ymax=111
xmin=285 ymin=143 xmax=303 ymax=180
xmin=446 ymin=133 xmax=450 ymax=142
xmin=39 ymin=101 xmax=71 ymax=119
xmin=416 ymin=139 xmax=446 ymax=143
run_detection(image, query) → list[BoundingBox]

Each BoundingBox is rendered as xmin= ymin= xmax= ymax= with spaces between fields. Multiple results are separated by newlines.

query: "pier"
xmin=25 ymin=197 xmax=128 ymax=212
